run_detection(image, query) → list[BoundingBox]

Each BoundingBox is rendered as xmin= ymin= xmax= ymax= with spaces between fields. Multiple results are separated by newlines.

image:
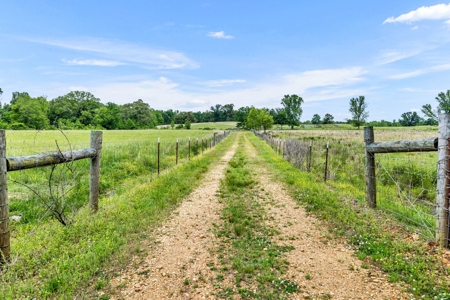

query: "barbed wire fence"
xmin=1 ymin=130 xmax=231 ymax=264
xmin=253 ymin=121 xmax=448 ymax=246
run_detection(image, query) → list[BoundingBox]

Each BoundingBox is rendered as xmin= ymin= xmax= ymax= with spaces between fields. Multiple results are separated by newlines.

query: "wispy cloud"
xmin=383 ymin=3 xmax=450 ymax=24
xmin=207 ymin=31 xmax=234 ymax=39
xmin=375 ymin=50 xmax=423 ymax=65
xmin=388 ymin=63 xmax=450 ymax=79
xmin=25 ymin=37 xmax=199 ymax=69
xmin=201 ymin=79 xmax=246 ymax=87
xmin=63 ymin=59 xmax=125 ymax=67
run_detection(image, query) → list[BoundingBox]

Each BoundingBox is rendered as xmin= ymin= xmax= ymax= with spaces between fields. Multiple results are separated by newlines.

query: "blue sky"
xmin=1 ymin=1 xmax=450 ymax=122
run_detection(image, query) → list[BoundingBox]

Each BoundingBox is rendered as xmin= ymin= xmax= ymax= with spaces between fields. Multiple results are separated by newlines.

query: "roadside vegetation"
xmin=247 ymin=132 xmax=450 ymax=298
xmin=0 ymin=132 xmax=235 ymax=299
xmin=206 ymin=136 xmax=299 ymax=299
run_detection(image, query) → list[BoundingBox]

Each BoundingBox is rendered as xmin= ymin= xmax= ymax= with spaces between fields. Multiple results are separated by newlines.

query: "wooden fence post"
xmin=176 ymin=138 xmax=179 ymax=165
xmin=158 ymin=137 xmax=160 ymax=175
xmin=364 ymin=126 xmax=376 ymax=208
xmin=436 ymin=114 xmax=450 ymax=246
xmin=188 ymin=137 xmax=190 ymax=160
xmin=196 ymin=138 xmax=199 ymax=156
xmin=324 ymin=142 xmax=329 ymax=182
xmin=0 ymin=130 xmax=9 ymax=263
xmin=89 ymin=131 xmax=102 ymax=213
xmin=202 ymin=138 xmax=204 ymax=154
xmin=214 ymin=133 xmax=216 ymax=146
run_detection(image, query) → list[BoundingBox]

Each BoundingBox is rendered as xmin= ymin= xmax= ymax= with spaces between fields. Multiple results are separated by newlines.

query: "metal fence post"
xmin=0 ymin=130 xmax=9 ymax=263
xmin=324 ymin=142 xmax=329 ymax=182
xmin=158 ymin=137 xmax=160 ymax=175
xmin=364 ymin=126 xmax=376 ymax=208
xmin=307 ymin=141 xmax=312 ymax=172
xmin=89 ymin=131 xmax=102 ymax=213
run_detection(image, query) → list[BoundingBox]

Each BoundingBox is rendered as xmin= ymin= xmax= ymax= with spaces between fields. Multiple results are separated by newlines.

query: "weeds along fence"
xmin=253 ymin=120 xmax=449 ymax=248
xmin=0 ymin=129 xmax=231 ymax=263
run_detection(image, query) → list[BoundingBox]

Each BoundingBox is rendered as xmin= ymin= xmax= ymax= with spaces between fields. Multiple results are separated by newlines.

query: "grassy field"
xmin=265 ymin=127 xmax=438 ymax=239
xmin=1 ymin=129 xmax=235 ymax=299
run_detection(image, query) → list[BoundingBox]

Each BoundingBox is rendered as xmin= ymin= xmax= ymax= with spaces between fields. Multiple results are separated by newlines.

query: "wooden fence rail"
xmin=0 ymin=130 xmax=231 ymax=264
xmin=0 ymin=130 xmax=102 ymax=264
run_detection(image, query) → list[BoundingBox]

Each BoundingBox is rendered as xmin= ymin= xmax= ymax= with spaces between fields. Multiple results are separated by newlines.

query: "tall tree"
xmin=349 ymin=96 xmax=369 ymax=129
xmin=221 ymin=104 xmax=235 ymax=121
xmin=323 ymin=113 xmax=334 ymax=124
xmin=210 ymin=104 xmax=223 ymax=122
xmin=281 ymin=94 xmax=303 ymax=129
xmin=399 ymin=111 xmax=420 ymax=126
xmin=245 ymin=108 xmax=274 ymax=132
xmin=10 ymin=93 xmax=49 ymax=129
xmin=235 ymin=106 xmax=251 ymax=128
xmin=422 ymin=90 xmax=450 ymax=122
xmin=311 ymin=114 xmax=321 ymax=124
xmin=48 ymin=91 xmax=102 ymax=127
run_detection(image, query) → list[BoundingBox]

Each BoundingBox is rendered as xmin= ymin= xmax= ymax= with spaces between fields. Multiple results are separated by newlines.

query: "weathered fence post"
xmin=0 ymin=130 xmax=9 ymax=263
xmin=307 ymin=141 xmax=312 ymax=172
xmin=436 ymin=114 xmax=450 ymax=246
xmin=214 ymin=132 xmax=216 ymax=146
xmin=188 ymin=137 xmax=191 ymax=160
xmin=324 ymin=142 xmax=329 ymax=182
xmin=89 ymin=131 xmax=102 ymax=213
xmin=210 ymin=137 xmax=212 ymax=149
xmin=202 ymin=138 xmax=204 ymax=154
xmin=364 ymin=126 xmax=376 ymax=208
xmin=176 ymin=138 xmax=179 ymax=165
xmin=196 ymin=138 xmax=199 ymax=156
xmin=158 ymin=137 xmax=160 ymax=175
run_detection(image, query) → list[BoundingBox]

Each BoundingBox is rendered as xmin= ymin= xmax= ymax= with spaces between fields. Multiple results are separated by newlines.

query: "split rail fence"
xmin=0 ymin=129 xmax=231 ymax=263
xmin=253 ymin=115 xmax=450 ymax=248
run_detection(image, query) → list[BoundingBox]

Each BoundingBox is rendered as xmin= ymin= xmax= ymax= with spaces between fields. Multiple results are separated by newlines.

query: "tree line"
xmin=0 ymin=88 xmax=448 ymax=130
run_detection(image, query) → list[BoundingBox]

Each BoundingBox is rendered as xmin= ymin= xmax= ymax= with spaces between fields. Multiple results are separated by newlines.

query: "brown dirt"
xmin=109 ymin=143 xmax=237 ymax=299
xmin=107 ymin=134 xmax=412 ymax=299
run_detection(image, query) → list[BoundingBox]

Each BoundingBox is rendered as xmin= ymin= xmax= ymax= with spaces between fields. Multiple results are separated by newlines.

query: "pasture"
xmin=269 ymin=127 xmax=439 ymax=239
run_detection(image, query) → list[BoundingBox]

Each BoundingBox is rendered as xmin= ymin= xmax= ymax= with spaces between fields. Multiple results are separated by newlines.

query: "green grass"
xmin=7 ymin=130 xmax=223 ymax=226
xmin=267 ymin=128 xmax=437 ymax=239
xmin=248 ymin=132 xmax=450 ymax=299
xmin=190 ymin=121 xmax=237 ymax=130
xmin=0 ymin=131 xmax=236 ymax=299
xmin=209 ymin=134 xmax=300 ymax=299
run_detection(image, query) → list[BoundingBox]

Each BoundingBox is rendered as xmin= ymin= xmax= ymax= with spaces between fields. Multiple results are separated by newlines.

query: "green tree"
xmin=323 ymin=113 xmax=334 ymax=124
xmin=399 ymin=111 xmax=420 ymax=126
xmin=281 ymin=94 xmax=303 ymax=129
xmin=10 ymin=93 xmax=49 ymax=129
xmin=245 ymin=108 xmax=274 ymax=132
xmin=311 ymin=114 xmax=321 ymax=124
xmin=184 ymin=120 xmax=191 ymax=129
xmin=235 ymin=106 xmax=251 ymax=128
xmin=48 ymin=91 xmax=102 ymax=127
xmin=210 ymin=104 xmax=223 ymax=122
xmin=120 ymin=99 xmax=155 ymax=129
xmin=349 ymin=96 xmax=369 ymax=129
xmin=93 ymin=102 xmax=121 ymax=129
xmin=174 ymin=111 xmax=197 ymax=124
xmin=422 ymin=90 xmax=450 ymax=122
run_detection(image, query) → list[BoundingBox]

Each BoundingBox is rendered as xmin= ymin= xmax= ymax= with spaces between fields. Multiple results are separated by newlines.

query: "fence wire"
xmin=253 ymin=130 xmax=440 ymax=241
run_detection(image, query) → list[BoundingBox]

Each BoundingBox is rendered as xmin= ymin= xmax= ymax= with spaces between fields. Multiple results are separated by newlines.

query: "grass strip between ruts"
xmin=247 ymin=132 xmax=450 ymax=299
xmin=0 ymin=133 xmax=236 ymax=299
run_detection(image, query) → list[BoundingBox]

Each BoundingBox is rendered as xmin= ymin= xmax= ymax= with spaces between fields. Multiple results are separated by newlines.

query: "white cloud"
xmin=411 ymin=26 xmax=419 ymax=30
xmin=63 ymin=59 xmax=125 ymax=67
xmin=207 ymin=31 xmax=234 ymax=39
xmin=26 ymin=37 xmax=198 ymax=69
xmin=388 ymin=63 xmax=450 ymax=79
xmin=201 ymin=79 xmax=246 ymax=87
xmin=64 ymin=67 xmax=365 ymax=111
xmin=383 ymin=3 xmax=450 ymax=24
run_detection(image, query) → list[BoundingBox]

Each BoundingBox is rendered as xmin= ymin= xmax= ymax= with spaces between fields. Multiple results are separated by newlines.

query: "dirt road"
xmin=108 ymin=134 xmax=409 ymax=299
